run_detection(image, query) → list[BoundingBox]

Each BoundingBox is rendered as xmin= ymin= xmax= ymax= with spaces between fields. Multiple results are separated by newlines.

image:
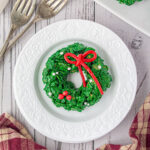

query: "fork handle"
xmin=7 ymin=16 xmax=41 ymax=51
xmin=0 ymin=24 xmax=17 ymax=59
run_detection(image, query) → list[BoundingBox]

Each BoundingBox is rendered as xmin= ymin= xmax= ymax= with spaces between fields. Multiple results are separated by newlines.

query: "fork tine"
xmin=50 ymin=0 xmax=62 ymax=10
xmin=27 ymin=0 xmax=36 ymax=17
xmin=53 ymin=0 xmax=67 ymax=14
xmin=17 ymin=0 xmax=26 ymax=12
xmin=13 ymin=0 xmax=21 ymax=11
xmin=22 ymin=0 xmax=32 ymax=15
xmin=47 ymin=0 xmax=55 ymax=6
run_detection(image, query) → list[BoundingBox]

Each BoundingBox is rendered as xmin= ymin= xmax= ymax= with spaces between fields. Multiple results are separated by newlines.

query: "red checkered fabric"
xmin=0 ymin=113 xmax=47 ymax=150
xmin=98 ymin=94 xmax=150 ymax=150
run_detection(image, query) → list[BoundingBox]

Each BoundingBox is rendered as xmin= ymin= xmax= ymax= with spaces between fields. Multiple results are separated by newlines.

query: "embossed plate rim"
xmin=13 ymin=19 xmax=137 ymax=143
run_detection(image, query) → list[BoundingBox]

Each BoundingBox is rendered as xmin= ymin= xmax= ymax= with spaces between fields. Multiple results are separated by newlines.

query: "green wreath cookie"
xmin=117 ymin=0 xmax=142 ymax=5
xmin=42 ymin=43 xmax=112 ymax=112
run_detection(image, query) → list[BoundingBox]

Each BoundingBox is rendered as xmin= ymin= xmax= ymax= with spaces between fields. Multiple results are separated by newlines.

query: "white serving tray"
xmin=94 ymin=0 xmax=150 ymax=37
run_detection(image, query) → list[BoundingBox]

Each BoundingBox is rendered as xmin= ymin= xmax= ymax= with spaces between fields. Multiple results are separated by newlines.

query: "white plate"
xmin=13 ymin=20 xmax=137 ymax=143
xmin=94 ymin=0 xmax=150 ymax=37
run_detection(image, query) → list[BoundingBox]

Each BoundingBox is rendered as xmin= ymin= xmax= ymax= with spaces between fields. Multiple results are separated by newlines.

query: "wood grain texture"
xmin=0 ymin=0 xmax=150 ymax=150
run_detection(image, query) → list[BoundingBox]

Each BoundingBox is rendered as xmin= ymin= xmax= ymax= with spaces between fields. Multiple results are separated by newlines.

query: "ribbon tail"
xmin=78 ymin=66 xmax=86 ymax=87
xmin=82 ymin=63 xmax=104 ymax=95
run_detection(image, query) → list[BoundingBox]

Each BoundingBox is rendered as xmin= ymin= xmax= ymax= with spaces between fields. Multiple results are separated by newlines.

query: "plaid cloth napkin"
xmin=98 ymin=94 xmax=150 ymax=150
xmin=0 ymin=113 xmax=47 ymax=150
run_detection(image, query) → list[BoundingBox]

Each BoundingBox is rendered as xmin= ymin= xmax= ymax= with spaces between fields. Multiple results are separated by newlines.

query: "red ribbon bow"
xmin=64 ymin=50 xmax=104 ymax=95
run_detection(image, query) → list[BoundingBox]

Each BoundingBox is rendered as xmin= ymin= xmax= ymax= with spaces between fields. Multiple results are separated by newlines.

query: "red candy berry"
xmin=66 ymin=95 xmax=72 ymax=100
xmin=63 ymin=91 xmax=68 ymax=96
xmin=58 ymin=94 xmax=64 ymax=100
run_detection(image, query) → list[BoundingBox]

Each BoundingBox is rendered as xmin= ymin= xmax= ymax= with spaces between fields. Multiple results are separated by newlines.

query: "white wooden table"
xmin=0 ymin=0 xmax=150 ymax=150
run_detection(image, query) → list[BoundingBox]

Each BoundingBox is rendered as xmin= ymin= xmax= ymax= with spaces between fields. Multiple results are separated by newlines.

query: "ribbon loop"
xmin=83 ymin=50 xmax=97 ymax=62
xmin=64 ymin=50 xmax=104 ymax=95
xmin=64 ymin=53 xmax=77 ymax=65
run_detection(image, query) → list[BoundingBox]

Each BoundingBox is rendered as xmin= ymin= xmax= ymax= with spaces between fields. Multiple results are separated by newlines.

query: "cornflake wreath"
xmin=117 ymin=0 xmax=142 ymax=5
xmin=42 ymin=43 xmax=112 ymax=112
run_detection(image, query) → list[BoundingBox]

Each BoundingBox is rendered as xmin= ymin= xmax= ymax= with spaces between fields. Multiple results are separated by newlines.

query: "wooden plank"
xmin=1 ymin=0 xmax=12 ymax=114
xmin=61 ymin=142 xmax=93 ymax=150
xmin=94 ymin=134 xmax=110 ymax=149
xmin=0 ymin=0 xmax=6 ymax=114
xmin=0 ymin=4 xmax=4 ymax=114
xmin=45 ymin=138 xmax=57 ymax=150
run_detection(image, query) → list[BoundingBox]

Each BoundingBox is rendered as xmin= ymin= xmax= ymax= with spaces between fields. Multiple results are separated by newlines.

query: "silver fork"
xmin=7 ymin=0 xmax=68 ymax=51
xmin=0 ymin=0 xmax=36 ymax=59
